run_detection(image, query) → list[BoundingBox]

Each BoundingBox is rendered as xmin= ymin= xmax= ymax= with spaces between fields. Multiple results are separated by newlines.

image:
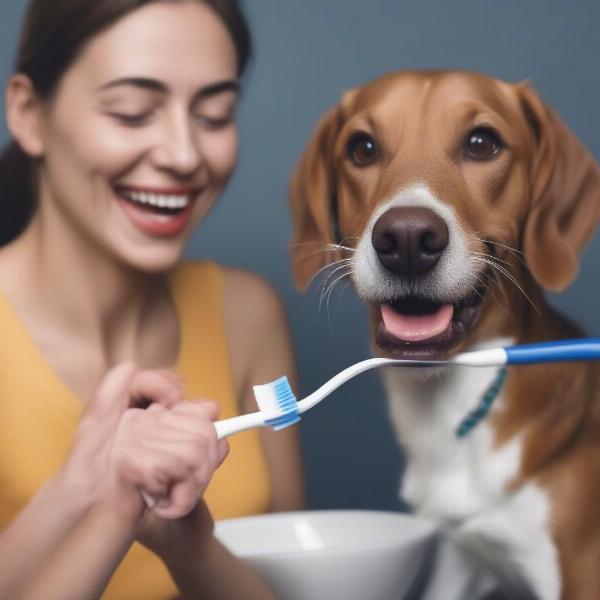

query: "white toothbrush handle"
xmin=450 ymin=347 xmax=508 ymax=366
xmin=213 ymin=411 xmax=266 ymax=439
xmin=298 ymin=357 xmax=397 ymax=413
xmin=296 ymin=350 xmax=511 ymax=414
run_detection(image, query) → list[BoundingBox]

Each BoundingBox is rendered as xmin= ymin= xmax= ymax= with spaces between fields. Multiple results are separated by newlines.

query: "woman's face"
xmin=35 ymin=1 xmax=239 ymax=271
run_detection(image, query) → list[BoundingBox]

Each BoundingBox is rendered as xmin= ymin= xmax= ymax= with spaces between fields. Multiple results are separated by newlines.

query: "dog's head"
xmin=290 ymin=70 xmax=600 ymax=359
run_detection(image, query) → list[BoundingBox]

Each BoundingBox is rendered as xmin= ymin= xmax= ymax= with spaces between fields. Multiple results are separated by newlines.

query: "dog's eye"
xmin=347 ymin=131 xmax=379 ymax=166
xmin=465 ymin=128 xmax=502 ymax=160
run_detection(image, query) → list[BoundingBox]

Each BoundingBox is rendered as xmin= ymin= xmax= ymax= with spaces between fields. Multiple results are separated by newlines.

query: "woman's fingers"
xmin=216 ymin=438 xmax=230 ymax=466
xmin=158 ymin=400 xmax=220 ymax=434
xmin=128 ymin=369 xmax=183 ymax=410
xmin=149 ymin=456 xmax=216 ymax=519
xmin=114 ymin=402 xmax=227 ymax=517
xmin=150 ymin=478 xmax=201 ymax=519
xmin=81 ymin=364 xmax=182 ymax=428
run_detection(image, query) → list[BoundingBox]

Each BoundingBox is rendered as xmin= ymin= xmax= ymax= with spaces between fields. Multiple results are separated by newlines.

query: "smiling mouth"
xmin=374 ymin=281 xmax=487 ymax=359
xmin=113 ymin=185 xmax=199 ymax=237
xmin=115 ymin=185 xmax=194 ymax=215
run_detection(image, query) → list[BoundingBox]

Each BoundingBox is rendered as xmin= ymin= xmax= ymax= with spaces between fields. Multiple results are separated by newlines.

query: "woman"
xmin=0 ymin=1 xmax=304 ymax=598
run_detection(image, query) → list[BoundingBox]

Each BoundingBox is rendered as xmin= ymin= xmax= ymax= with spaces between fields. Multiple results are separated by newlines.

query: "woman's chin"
xmin=115 ymin=242 xmax=186 ymax=274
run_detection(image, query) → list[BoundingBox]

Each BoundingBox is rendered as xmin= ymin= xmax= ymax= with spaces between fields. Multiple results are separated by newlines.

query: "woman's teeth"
xmin=120 ymin=189 xmax=190 ymax=209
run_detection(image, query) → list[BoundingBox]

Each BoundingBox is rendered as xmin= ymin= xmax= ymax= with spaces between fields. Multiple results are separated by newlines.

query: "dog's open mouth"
xmin=374 ymin=285 xmax=486 ymax=359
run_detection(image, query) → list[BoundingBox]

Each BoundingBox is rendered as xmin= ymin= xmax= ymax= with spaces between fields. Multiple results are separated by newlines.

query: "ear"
xmin=517 ymin=83 xmax=600 ymax=291
xmin=5 ymin=74 xmax=46 ymax=158
xmin=289 ymin=104 xmax=344 ymax=291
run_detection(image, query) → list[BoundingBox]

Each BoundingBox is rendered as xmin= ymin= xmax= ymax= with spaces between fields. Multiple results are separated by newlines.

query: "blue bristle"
xmin=265 ymin=376 xmax=300 ymax=431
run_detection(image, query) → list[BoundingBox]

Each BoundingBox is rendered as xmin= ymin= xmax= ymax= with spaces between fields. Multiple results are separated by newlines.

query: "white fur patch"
xmin=384 ymin=337 xmax=560 ymax=599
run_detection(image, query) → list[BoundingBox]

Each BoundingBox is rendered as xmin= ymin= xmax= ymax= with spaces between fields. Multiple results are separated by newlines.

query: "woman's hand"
xmin=131 ymin=401 xmax=229 ymax=559
xmin=57 ymin=361 xmax=228 ymax=554
xmin=55 ymin=363 xmax=183 ymax=516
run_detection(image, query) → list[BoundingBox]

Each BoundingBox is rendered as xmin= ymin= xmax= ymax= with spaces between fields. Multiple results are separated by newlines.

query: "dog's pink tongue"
xmin=381 ymin=303 xmax=453 ymax=342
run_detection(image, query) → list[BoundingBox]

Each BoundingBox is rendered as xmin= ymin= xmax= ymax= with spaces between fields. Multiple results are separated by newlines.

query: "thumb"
xmin=84 ymin=361 xmax=137 ymax=421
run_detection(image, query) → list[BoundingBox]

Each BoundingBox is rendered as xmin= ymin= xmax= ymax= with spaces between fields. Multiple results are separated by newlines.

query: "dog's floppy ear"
xmin=517 ymin=83 xmax=600 ymax=292
xmin=289 ymin=104 xmax=344 ymax=291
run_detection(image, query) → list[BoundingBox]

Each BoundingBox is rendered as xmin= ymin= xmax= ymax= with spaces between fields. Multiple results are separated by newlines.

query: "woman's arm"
xmin=134 ymin=400 xmax=276 ymax=599
xmin=0 ymin=364 xmax=142 ymax=597
xmin=0 ymin=474 xmax=95 ymax=598
xmin=224 ymin=268 xmax=305 ymax=511
xmin=0 ymin=364 xmax=181 ymax=600
xmin=16 ymin=499 xmax=139 ymax=600
xmin=153 ymin=501 xmax=275 ymax=600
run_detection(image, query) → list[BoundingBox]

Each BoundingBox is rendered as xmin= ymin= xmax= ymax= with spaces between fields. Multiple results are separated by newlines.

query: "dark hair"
xmin=0 ymin=0 xmax=252 ymax=245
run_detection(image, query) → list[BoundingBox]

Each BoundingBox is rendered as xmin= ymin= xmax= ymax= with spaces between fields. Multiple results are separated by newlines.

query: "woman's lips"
xmin=115 ymin=186 xmax=197 ymax=238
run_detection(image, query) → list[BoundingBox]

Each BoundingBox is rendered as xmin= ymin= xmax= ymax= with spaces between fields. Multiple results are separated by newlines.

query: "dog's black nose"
xmin=371 ymin=207 xmax=449 ymax=277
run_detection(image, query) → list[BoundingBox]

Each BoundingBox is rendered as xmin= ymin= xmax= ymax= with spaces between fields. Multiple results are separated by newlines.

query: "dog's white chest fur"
xmin=383 ymin=340 xmax=560 ymax=599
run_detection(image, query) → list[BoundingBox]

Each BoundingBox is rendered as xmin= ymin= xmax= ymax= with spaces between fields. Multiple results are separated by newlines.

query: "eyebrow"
xmin=97 ymin=77 xmax=240 ymax=99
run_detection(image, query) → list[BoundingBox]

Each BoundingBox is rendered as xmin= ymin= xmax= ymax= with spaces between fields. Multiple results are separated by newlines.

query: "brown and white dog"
xmin=290 ymin=71 xmax=600 ymax=599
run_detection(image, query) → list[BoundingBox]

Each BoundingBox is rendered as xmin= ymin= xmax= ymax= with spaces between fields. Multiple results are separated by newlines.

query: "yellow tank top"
xmin=0 ymin=261 xmax=273 ymax=599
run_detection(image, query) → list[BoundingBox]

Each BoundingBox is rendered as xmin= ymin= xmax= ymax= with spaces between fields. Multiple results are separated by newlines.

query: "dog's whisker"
xmin=317 ymin=264 xmax=353 ymax=314
xmin=317 ymin=259 xmax=354 ymax=285
xmin=325 ymin=272 xmax=352 ymax=317
xmin=475 ymin=268 xmax=513 ymax=318
xmin=472 ymin=255 xmax=526 ymax=313
xmin=330 ymin=245 xmax=356 ymax=253
xmin=317 ymin=268 xmax=352 ymax=309
xmin=474 ymin=237 xmax=528 ymax=269
xmin=309 ymin=258 xmax=354 ymax=290
xmin=296 ymin=245 xmax=355 ymax=264
xmin=471 ymin=250 xmax=515 ymax=271
xmin=322 ymin=268 xmax=352 ymax=303
xmin=488 ymin=264 xmax=537 ymax=312
xmin=475 ymin=237 xmax=524 ymax=256
xmin=319 ymin=269 xmax=353 ymax=325
xmin=291 ymin=240 xmax=356 ymax=253
xmin=468 ymin=269 xmax=512 ymax=317
xmin=472 ymin=256 xmax=540 ymax=315
xmin=337 ymin=279 xmax=353 ymax=310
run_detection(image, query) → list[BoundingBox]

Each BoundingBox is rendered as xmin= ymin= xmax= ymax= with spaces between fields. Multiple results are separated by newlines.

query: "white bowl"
xmin=215 ymin=510 xmax=438 ymax=600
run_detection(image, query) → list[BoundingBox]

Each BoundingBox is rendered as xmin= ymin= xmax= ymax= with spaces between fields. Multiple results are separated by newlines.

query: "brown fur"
xmin=290 ymin=70 xmax=600 ymax=599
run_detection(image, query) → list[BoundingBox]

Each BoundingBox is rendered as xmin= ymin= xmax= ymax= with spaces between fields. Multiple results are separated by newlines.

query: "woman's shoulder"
xmin=174 ymin=260 xmax=289 ymax=333
xmin=218 ymin=266 xmax=293 ymax=405
xmin=220 ymin=266 xmax=287 ymax=323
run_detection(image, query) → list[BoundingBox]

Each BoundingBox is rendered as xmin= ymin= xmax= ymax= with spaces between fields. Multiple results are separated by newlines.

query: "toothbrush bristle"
xmin=253 ymin=376 xmax=300 ymax=431
xmin=273 ymin=377 xmax=297 ymax=410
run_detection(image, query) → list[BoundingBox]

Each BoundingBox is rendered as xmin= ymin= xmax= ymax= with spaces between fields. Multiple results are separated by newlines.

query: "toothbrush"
xmin=160 ymin=338 xmax=600 ymax=440
xmin=142 ymin=339 xmax=600 ymax=507
xmin=293 ymin=338 xmax=600 ymax=414
xmin=213 ymin=375 xmax=301 ymax=438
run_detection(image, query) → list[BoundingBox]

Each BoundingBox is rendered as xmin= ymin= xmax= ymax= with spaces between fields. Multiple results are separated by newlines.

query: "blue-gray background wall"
xmin=1 ymin=1 xmax=599 ymax=512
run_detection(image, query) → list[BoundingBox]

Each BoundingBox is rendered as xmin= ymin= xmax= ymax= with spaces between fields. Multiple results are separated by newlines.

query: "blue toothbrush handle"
xmin=504 ymin=339 xmax=600 ymax=364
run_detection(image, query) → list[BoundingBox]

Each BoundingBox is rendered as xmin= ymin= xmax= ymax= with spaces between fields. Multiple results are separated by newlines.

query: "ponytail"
xmin=0 ymin=142 xmax=36 ymax=246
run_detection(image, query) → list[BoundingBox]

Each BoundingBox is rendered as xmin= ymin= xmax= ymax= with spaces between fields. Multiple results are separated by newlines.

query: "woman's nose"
xmin=151 ymin=118 xmax=202 ymax=176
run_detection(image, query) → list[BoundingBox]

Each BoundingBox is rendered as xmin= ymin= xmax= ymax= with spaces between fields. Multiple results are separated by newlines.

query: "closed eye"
xmin=109 ymin=112 xmax=153 ymax=127
xmin=194 ymin=113 xmax=235 ymax=130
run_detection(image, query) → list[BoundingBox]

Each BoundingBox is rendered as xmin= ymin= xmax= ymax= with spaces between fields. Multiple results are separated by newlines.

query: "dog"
xmin=290 ymin=70 xmax=600 ymax=599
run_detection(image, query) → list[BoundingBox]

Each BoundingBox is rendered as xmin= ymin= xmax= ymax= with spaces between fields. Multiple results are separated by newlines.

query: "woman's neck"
xmin=0 ymin=206 xmax=177 ymax=369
